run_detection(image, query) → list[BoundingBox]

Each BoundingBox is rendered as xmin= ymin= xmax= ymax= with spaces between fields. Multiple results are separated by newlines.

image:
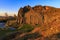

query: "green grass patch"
xmin=18 ymin=24 xmax=34 ymax=32
xmin=0 ymin=24 xmax=34 ymax=37
xmin=0 ymin=28 xmax=17 ymax=37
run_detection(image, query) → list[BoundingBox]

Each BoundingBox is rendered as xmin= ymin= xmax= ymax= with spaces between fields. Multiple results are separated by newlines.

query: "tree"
xmin=14 ymin=14 xmax=17 ymax=18
xmin=5 ymin=12 xmax=8 ymax=17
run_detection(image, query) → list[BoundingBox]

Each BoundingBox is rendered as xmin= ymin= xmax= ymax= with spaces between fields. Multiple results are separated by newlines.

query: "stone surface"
xmin=17 ymin=5 xmax=60 ymax=37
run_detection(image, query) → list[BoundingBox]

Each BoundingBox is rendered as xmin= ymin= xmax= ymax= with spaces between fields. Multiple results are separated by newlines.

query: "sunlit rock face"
xmin=24 ymin=10 xmax=43 ymax=25
xmin=18 ymin=5 xmax=60 ymax=26
xmin=18 ymin=5 xmax=43 ymax=26
xmin=18 ymin=5 xmax=60 ymax=37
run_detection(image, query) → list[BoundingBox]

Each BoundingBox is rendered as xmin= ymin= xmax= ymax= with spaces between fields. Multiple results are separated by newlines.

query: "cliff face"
xmin=18 ymin=5 xmax=44 ymax=26
xmin=18 ymin=5 xmax=60 ymax=26
xmin=18 ymin=5 xmax=60 ymax=37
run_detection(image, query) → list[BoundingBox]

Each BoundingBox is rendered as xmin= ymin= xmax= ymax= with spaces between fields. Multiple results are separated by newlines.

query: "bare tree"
xmin=5 ymin=12 xmax=8 ymax=17
xmin=14 ymin=14 xmax=17 ymax=18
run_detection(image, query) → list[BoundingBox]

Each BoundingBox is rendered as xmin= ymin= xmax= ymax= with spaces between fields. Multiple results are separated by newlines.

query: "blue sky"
xmin=0 ymin=0 xmax=60 ymax=16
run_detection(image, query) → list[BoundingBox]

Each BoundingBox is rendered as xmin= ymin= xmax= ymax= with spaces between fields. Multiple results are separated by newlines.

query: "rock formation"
xmin=17 ymin=5 xmax=60 ymax=37
xmin=18 ymin=5 xmax=43 ymax=26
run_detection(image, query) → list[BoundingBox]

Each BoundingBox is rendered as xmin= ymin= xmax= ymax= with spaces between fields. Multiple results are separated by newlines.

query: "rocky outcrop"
xmin=18 ymin=5 xmax=58 ymax=25
xmin=17 ymin=5 xmax=60 ymax=37
xmin=17 ymin=5 xmax=44 ymax=26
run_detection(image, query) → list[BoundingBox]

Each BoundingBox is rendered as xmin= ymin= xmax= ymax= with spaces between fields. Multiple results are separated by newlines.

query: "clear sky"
xmin=0 ymin=0 xmax=60 ymax=16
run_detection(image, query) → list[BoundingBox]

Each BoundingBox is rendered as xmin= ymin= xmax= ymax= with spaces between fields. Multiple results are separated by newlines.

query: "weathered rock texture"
xmin=17 ymin=5 xmax=43 ymax=26
xmin=17 ymin=5 xmax=60 ymax=37
xmin=18 ymin=5 xmax=60 ymax=26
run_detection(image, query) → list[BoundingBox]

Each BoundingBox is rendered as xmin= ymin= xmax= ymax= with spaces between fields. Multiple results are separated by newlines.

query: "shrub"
xmin=18 ymin=24 xmax=34 ymax=32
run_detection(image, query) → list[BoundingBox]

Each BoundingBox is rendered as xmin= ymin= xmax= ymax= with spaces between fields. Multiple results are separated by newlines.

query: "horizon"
xmin=0 ymin=0 xmax=60 ymax=16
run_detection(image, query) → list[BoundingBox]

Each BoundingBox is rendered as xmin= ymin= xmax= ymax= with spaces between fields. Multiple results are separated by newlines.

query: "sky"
xmin=0 ymin=0 xmax=60 ymax=16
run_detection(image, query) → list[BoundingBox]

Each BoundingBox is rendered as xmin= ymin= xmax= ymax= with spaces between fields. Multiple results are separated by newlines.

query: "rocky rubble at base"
xmin=1 ymin=30 xmax=60 ymax=40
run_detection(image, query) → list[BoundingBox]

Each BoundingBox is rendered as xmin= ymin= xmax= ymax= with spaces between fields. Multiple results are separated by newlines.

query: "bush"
xmin=18 ymin=24 xmax=34 ymax=32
